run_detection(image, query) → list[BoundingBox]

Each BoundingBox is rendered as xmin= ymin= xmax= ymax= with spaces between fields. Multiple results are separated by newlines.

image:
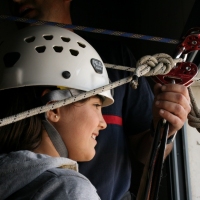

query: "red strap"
xmin=103 ymin=115 xmax=122 ymax=126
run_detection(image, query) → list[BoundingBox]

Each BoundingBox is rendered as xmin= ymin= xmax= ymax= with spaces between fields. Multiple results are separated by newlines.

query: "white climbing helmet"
xmin=0 ymin=25 xmax=114 ymax=106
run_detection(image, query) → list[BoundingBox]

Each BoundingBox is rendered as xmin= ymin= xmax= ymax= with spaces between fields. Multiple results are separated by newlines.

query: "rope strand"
xmin=0 ymin=14 xmax=180 ymax=44
xmin=0 ymin=76 xmax=132 ymax=127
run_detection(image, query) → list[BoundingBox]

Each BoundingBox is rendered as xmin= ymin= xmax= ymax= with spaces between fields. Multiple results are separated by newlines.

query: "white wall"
xmin=186 ymin=83 xmax=200 ymax=199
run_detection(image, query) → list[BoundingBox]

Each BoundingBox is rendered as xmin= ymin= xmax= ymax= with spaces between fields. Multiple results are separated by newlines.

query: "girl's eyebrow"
xmin=95 ymin=95 xmax=104 ymax=104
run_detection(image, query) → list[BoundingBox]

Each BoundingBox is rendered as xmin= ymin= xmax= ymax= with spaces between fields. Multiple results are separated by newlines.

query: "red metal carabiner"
xmin=152 ymin=62 xmax=198 ymax=87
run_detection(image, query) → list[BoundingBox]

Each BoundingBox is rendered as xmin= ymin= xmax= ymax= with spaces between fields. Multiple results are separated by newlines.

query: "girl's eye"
xmin=94 ymin=104 xmax=102 ymax=109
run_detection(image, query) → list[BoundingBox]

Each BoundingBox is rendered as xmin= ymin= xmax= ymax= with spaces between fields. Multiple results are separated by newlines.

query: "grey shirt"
xmin=0 ymin=151 xmax=100 ymax=200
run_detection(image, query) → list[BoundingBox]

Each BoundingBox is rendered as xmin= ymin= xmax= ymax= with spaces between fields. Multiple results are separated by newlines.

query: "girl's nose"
xmin=99 ymin=115 xmax=107 ymax=130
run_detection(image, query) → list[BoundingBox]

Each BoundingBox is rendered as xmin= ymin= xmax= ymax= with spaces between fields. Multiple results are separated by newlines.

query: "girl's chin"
xmin=75 ymin=152 xmax=96 ymax=162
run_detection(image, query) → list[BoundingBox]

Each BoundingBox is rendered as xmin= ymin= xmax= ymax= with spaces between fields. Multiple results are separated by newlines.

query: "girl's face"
xmin=52 ymin=96 xmax=107 ymax=162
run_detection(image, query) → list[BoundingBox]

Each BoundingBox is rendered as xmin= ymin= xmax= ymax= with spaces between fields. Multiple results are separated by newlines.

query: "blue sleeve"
xmin=123 ymin=48 xmax=154 ymax=135
xmin=122 ymin=52 xmax=154 ymax=135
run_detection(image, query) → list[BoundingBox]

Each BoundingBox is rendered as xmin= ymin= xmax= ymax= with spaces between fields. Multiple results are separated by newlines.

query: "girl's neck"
xmin=33 ymin=130 xmax=60 ymax=157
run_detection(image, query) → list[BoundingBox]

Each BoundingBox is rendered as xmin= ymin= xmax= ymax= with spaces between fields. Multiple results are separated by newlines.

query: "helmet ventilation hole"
xmin=53 ymin=46 xmax=63 ymax=53
xmin=77 ymin=42 xmax=86 ymax=48
xmin=35 ymin=46 xmax=46 ymax=53
xmin=24 ymin=36 xmax=35 ymax=43
xmin=43 ymin=35 xmax=53 ymax=40
xmin=3 ymin=52 xmax=21 ymax=68
xmin=61 ymin=37 xmax=71 ymax=42
xmin=70 ymin=49 xmax=79 ymax=56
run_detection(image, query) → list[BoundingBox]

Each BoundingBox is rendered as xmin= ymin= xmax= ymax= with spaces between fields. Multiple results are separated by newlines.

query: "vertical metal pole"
xmin=182 ymin=124 xmax=192 ymax=200
xmin=171 ymin=138 xmax=181 ymax=200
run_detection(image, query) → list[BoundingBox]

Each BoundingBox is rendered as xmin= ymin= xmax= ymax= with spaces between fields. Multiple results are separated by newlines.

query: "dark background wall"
xmin=0 ymin=1 xmax=17 ymax=38
xmin=71 ymin=0 xmax=196 ymax=60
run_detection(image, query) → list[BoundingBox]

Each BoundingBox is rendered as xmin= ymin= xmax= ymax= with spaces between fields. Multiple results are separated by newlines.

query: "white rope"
xmin=0 ymin=76 xmax=132 ymax=127
xmin=104 ymin=63 xmax=136 ymax=72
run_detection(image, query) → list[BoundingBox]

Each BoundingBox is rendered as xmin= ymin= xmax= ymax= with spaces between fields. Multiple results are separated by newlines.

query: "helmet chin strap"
xmin=42 ymin=117 xmax=68 ymax=158
xmin=41 ymin=88 xmax=84 ymax=158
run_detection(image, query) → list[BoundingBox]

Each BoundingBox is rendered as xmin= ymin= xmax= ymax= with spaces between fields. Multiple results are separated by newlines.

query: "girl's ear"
xmin=42 ymin=89 xmax=61 ymax=123
xmin=46 ymin=109 xmax=60 ymax=123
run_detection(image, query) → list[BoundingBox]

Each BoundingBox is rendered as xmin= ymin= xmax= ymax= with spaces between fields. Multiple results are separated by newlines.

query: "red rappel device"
xmin=154 ymin=62 xmax=198 ymax=87
xmin=152 ymin=28 xmax=200 ymax=86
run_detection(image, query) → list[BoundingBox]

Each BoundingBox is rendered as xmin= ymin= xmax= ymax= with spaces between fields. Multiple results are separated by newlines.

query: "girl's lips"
xmin=91 ymin=133 xmax=99 ymax=140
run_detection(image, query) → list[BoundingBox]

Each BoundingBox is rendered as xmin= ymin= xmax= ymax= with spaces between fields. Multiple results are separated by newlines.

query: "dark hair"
xmin=0 ymin=86 xmax=44 ymax=153
xmin=0 ymin=86 xmax=105 ymax=154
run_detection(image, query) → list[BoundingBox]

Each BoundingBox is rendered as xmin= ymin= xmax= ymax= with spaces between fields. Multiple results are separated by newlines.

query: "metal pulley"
xmin=152 ymin=27 xmax=200 ymax=86
xmin=153 ymin=62 xmax=198 ymax=86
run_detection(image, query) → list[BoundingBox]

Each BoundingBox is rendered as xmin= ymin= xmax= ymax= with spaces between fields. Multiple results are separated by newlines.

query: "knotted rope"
xmin=130 ymin=53 xmax=182 ymax=89
xmin=105 ymin=53 xmax=182 ymax=77
xmin=136 ymin=53 xmax=182 ymax=76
